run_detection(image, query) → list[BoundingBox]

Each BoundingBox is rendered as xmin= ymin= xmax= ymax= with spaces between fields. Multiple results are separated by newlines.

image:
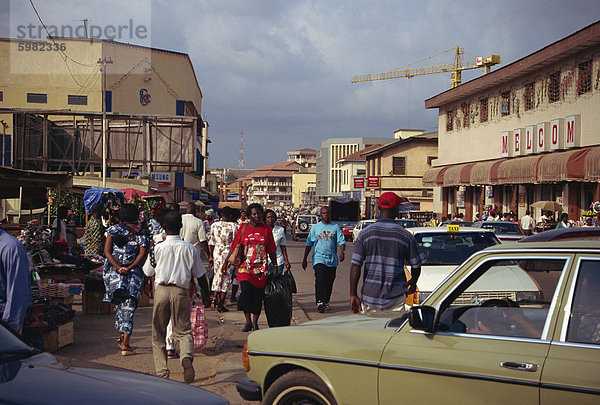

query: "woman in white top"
xmin=264 ymin=209 xmax=291 ymax=275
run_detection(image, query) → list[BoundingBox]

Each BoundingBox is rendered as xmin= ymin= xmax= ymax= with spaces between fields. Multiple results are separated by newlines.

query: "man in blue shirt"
xmin=350 ymin=192 xmax=421 ymax=316
xmin=0 ymin=229 xmax=31 ymax=332
xmin=302 ymin=206 xmax=345 ymax=313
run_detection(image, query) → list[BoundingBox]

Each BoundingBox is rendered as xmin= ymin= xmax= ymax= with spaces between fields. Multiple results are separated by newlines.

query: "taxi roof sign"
xmin=447 ymin=224 xmax=460 ymax=233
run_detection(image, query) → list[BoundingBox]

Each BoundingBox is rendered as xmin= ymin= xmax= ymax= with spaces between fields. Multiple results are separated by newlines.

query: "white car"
xmin=352 ymin=220 xmax=375 ymax=242
xmin=404 ymin=226 xmax=540 ymax=305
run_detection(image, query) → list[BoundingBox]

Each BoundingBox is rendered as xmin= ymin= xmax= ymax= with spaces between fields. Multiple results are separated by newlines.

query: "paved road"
xmin=55 ymin=234 xmax=357 ymax=404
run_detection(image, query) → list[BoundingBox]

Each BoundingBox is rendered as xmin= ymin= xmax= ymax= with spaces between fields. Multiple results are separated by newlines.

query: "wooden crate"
xmin=42 ymin=329 xmax=58 ymax=352
xmin=83 ymin=290 xmax=114 ymax=314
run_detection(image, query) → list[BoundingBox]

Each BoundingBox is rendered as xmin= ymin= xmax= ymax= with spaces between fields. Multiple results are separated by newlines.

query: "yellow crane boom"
xmin=352 ymin=46 xmax=500 ymax=88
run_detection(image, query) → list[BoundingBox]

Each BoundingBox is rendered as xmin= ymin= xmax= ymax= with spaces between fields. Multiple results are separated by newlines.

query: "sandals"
xmin=120 ymin=345 xmax=136 ymax=356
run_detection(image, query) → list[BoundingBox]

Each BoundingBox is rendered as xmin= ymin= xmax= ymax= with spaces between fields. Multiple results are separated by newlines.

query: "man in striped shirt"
xmin=350 ymin=192 xmax=421 ymax=316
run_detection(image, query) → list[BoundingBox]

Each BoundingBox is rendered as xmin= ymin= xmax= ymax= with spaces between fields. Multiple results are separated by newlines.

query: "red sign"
xmin=353 ymin=177 xmax=365 ymax=189
xmin=367 ymin=176 xmax=380 ymax=188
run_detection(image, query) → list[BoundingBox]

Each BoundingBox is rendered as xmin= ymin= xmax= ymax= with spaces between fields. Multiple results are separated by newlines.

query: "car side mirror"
xmin=409 ymin=306 xmax=437 ymax=333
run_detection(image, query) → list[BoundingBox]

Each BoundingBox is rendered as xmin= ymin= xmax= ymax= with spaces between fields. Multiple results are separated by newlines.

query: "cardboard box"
xmin=58 ymin=321 xmax=74 ymax=348
xmin=83 ymin=290 xmax=114 ymax=314
xmin=41 ymin=322 xmax=73 ymax=352
xmin=42 ymin=329 xmax=58 ymax=352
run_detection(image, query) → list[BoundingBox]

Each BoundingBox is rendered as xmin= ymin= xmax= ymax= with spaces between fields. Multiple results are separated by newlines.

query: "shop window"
xmin=27 ymin=92 xmax=47 ymax=103
xmin=479 ymin=98 xmax=488 ymax=122
xmin=446 ymin=110 xmax=454 ymax=131
xmin=549 ymin=71 xmax=560 ymax=103
xmin=67 ymin=95 xmax=87 ymax=105
xmin=392 ymin=157 xmax=406 ymax=175
xmin=523 ymin=82 xmax=535 ymax=111
xmin=577 ymin=60 xmax=592 ymax=95
xmin=501 ymin=91 xmax=511 ymax=116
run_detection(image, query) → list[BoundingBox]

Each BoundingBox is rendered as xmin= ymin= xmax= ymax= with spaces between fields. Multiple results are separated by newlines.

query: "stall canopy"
xmin=584 ymin=146 xmax=600 ymax=181
xmin=497 ymin=155 xmax=541 ymax=184
xmin=83 ymin=187 xmax=124 ymax=214
xmin=119 ymin=188 xmax=152 ymax=200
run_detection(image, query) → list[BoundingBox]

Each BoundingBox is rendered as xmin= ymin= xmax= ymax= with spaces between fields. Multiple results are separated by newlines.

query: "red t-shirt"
xmin=231 ymin=223 xmax=276 ymax=288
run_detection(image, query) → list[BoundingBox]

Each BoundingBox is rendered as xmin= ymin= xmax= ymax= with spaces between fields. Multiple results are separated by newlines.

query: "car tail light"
xmin=243 ymin=340 xmax=250 ymax=372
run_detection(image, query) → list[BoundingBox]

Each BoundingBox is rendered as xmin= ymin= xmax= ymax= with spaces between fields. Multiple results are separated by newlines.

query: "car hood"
xmin=248 ymin=315 xmax=396 ymax=364
xmin=1 ymin=352 xmax=227 ymax=404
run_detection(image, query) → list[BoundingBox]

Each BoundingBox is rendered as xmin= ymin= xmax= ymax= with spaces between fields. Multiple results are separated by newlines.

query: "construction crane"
xmin=351 ymin=46 xmax=500 ymax=88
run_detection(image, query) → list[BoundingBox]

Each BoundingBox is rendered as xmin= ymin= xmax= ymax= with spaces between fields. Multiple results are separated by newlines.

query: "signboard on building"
xmin=367 ymin=176 xmax=380 ymax=188
xmin=151 ymin=172 xmax=172 ymax=185
xmin=226 ymin=191 xmax=240 ymax=202
xmin=457 ymin=188 xmax=465 ymax=208
xmin=353 ymin=177 xmax=365 ymax=189
xmin=501 ymin=115 xmax=580 ymax=157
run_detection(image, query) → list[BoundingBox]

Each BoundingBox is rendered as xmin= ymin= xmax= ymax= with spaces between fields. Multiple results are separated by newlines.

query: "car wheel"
xmin=263 ymin=370 xmax=337 ymax=405
xmin=298 ymin=221 xmax=309 ymax=232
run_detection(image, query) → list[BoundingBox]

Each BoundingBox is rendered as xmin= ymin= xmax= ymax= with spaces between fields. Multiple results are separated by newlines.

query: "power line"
xmin=28 ymin=0 xmax=97 ymax=88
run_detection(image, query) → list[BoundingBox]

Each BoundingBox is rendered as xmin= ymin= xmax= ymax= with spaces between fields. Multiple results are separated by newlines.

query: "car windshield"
xmin=414 ymin=232 xmax=499 ymax=265
xmin=476 ymin=222 xmax=523 ymax=235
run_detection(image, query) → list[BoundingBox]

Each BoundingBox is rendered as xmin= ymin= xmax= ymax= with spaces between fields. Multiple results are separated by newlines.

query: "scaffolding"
xmin=8 ymin=109 xmax=199 ymax=176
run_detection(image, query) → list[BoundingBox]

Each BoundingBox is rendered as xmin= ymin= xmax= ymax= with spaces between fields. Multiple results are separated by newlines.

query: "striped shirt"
xmin=351 ymin=219 xmax=421 ymax=308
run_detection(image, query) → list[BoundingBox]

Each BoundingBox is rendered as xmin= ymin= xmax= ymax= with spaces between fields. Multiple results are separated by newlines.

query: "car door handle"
xmin=500 ymin=361 xmax=538 ymax=372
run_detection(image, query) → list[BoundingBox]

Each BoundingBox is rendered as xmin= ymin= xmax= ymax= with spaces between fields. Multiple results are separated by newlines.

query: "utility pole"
xmin=239 ymin=131 xmax=244 ymax=169
xmin=73 ymin=19 xmax=90 ymax=39
xmin=98 ymin=57 xmax=113 ymax=187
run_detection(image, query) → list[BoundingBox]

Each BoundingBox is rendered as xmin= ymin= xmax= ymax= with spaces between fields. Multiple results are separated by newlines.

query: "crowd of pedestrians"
xmin=3 ymin=191 xmax=600 ymax=387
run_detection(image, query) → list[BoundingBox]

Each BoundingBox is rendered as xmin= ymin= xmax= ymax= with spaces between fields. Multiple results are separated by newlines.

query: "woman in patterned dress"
xmin=208 ymin=206 xmax=238 ymax=312
xmin=103 ymin=203 xmax=149 ymax=355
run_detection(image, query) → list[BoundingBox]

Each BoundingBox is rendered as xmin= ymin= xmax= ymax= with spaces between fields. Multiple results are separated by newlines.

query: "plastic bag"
xmin=190 ymin=293 xmax=207 ymax=349
xmin=282 ymin=269 xmax=297 ymax=294
xmin=264 ymin=274 xmax=292 ymax=327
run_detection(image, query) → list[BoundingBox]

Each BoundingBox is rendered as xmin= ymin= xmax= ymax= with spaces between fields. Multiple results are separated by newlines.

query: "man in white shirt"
xmin=181 ymin=203 xmax=211 ymax=265
xmin=143 ymin=210 xmax=210 ymax=383
xmin=520 ymin=210 xmax=535 ymax=235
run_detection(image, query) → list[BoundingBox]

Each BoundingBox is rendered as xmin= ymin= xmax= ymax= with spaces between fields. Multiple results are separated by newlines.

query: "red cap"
xmin=378 ymin=192 xmax=401 ymax=209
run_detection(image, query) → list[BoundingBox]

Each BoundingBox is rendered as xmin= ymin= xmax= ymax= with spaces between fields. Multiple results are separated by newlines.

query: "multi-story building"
xmin=316 ymin=137 xmax=394 ymax=201
xmin=336 ymin=144 xmax=381 ymax=214
xmin=364 ymin=132 xmax=438 ymax=217
xmin=251 ymin=161 xmax=301 ymax=208
xmin=0 ymin=37 xmax=208 ymax=205
xmin=291 ymin=167 xmax=317 ymax=208
xmin=287 ymin=148 xmax=317 ymax=168
xmin=423 ymin=21 xmax=600 ymax=222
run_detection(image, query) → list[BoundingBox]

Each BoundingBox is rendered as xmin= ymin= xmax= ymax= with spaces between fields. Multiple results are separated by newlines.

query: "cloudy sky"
xmin=2 ymin=1 xmax=600 ymax=169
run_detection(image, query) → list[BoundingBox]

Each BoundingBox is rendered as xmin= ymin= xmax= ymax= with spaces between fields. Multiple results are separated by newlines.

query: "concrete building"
xmin=0 ymin=37 xmax=209 ymax=205
xmin=291 ymin=168 xmax=317 ymax=208
xmin=336 ymin=144 xmax=381 ymax=214
xmin=251 ymin=161 xmax=302 ymax=208
xmin=316 ymin=137 xmax=394 ymax=201
xmin=287 ymin=148 xmax=317 ymax=168
xmin=423 ymin=21 xmax=600 ymax=222
xmin=364 ymin=132 xmax=438 ymax=218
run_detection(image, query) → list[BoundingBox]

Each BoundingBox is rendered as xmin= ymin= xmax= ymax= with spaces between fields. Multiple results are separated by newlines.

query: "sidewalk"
xmin=57 ymin=295 xmax=310 ymax=404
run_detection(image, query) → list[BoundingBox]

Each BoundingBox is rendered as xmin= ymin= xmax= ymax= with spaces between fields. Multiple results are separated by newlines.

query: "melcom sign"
xmin=501 ymin=115 xmax=580 ymax=157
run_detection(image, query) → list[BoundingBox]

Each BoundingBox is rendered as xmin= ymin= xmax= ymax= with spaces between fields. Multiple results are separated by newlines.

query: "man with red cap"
xmin=350 ymin=192 xmax=421 ymax=316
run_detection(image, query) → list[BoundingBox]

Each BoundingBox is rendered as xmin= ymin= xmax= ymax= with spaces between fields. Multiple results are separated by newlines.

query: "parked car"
xmin=237 ymin=240 xmax=600 ymax=404
xmin=395 ymin=219 xmax=420 ymax=228
xmin=292 ymin=214 xmax=318 ymax=241
xmin=0 ymin=322 xmax=227 ymax=404
xmin=340 ymin=222 xmax=357 ymax=241
xmin=520 ymin=226 xmax=600 ymax=242
xmin=441 ymin=220 xmax=474 ymax=227
xmin=472 ymin=220 xmax=525 ymax=242
xmin=404 ymin=226 xmax=501 ymax=304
